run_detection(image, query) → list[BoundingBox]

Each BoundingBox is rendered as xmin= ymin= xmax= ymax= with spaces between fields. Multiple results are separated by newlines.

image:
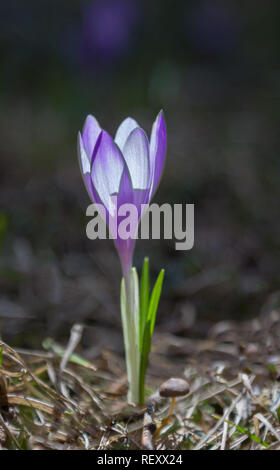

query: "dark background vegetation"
xmin=0 ymin=0 xmax=279 ymax=353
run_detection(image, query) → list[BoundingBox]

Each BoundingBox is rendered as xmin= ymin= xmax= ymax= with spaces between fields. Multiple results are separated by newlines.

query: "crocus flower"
xmin=78 ymin=112 xmax=167 ymax=404
xmin=78 ymin=112 xmax=167 ymax=277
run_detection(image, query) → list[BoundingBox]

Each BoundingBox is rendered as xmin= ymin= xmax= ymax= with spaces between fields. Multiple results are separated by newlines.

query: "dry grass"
xmin=1 ymin=310 xmax=280 ymax=450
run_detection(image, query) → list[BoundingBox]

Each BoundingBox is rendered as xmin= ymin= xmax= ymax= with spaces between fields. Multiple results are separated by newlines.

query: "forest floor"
xmin=1 ymin=308 xmax=280 ymax=450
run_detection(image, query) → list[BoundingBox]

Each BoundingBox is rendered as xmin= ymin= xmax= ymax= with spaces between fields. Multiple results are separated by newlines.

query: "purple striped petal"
xmin=114 ymin=117 xmax=139 ymax=151
xmin=91 ymin=131 xmax=124 ymax=215
xmin=82 ymin=114 xmax=101 ymax=160
xmin=78 ymin=115 xmax=102 ymax=200
xmin=149 ymin=110 xmax=167 ymax=198
xmin=78 ymin=133 xmax=96 ymax=201
xmin=122 ymin=127 xmax=150 ymax=190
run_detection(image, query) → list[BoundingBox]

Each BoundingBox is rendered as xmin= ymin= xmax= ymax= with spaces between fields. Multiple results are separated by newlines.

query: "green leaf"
xmin=139 ymin=267 xmax=165 ymax=404
xmin=147 ymin=269 xmax=165 ymax=336
xmin=140 ymin=257 xmax=150 ymax=346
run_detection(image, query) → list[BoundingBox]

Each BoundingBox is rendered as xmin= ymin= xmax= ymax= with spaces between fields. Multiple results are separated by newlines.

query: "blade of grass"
xmin=0 ymin=212 xmax=7 ymax=251
xmin=225 ymin=419 xmax=269 ymax=448
xmin=42 ymin=338 xmax=95 ymax=370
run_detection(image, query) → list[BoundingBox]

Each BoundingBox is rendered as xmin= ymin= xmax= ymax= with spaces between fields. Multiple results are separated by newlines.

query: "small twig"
xmin=220 ymin=420 xmax=229 ymax=450
xmin=0 ymin=412 xmax=20 ymax=449
xmin=254 ymin=413 xmax=280 ymax=442
xmin=58 ymin=323 xmax=84 ymax=393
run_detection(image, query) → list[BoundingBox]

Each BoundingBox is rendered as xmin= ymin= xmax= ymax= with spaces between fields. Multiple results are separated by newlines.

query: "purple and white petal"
xmin=82 ymin=114 xmax=101 ymax=159
xmin=77 ymin=132 xmax=96 ymax=202
xmin=114 ymin=117 xmax=139 ymax=151
xmin=91 ymin=131 xmax=124 ymax=215
xmin=149 ymin=110 xmax=167 ymax=197
xmin=78 ymin=132 xmax=91 ymax=174
xmin=122 ymin=128 xmax=150 ymax=190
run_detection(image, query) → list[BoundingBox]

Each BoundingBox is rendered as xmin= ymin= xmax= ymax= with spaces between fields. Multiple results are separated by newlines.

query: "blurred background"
xmin=0 ymin=0 xmax=279 ymax=355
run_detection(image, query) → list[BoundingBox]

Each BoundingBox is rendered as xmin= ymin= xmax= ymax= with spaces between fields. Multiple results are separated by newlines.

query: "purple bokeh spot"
xmin=82 ymin=0 xmax=140 ymax=64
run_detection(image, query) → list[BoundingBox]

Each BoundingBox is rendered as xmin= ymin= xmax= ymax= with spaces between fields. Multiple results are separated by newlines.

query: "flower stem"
xmin=120 ymin=268 xmax=140 ymax=404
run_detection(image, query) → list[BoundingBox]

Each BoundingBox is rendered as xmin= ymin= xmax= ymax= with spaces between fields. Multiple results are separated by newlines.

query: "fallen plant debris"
xmin=1 ymin=309 xmax=280 ymax=450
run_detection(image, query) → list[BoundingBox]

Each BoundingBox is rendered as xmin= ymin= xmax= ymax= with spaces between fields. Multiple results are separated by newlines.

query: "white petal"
xmin=114 ymin=117 xmax=139 ymax=151
xmin=122 ymin=128 xmax=150 ymax=190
